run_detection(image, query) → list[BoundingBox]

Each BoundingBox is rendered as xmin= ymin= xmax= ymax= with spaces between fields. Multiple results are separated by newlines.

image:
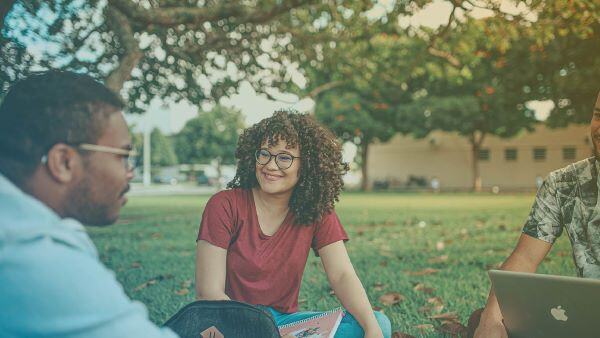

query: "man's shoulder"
xmin=548 ymin=157 xmax=596 ymax=184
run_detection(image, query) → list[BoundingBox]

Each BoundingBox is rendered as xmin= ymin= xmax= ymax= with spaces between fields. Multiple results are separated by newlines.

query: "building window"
xmin=478 ymin=148 xmax=490 ymax=161
xmin=505 ymin=148 xmax=518 ymax=161
xmin=533 ymin=147 xmax=547 ymax=161
xmin=563 ymin=147 xmax=576 ymax=160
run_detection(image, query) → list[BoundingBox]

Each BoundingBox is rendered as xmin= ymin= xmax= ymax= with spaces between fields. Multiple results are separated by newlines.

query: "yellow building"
xmin=367 ymin=124 xmax=593 ymax=191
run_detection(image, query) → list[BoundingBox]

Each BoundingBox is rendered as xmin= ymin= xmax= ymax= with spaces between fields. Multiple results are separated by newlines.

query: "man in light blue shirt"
xmin=0 ymin=71 xmax=178 ymax=337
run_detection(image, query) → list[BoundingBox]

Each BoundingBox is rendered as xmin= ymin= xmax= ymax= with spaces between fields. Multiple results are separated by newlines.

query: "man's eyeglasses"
xmin=255 ymin=148 xmax=300 ymax=170
xmin=41 ymin=143 xmax=138 ymax=171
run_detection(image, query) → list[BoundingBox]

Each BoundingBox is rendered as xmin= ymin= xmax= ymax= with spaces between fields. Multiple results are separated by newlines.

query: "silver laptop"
xmin=489 ymin=270 xmax=600 ymax=338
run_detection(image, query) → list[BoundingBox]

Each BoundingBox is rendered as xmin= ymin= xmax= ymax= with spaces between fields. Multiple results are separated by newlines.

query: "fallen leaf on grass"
xmin=436 ymin=241 xmax=445 ymax=251
xmin=379 ymin=292 xmax=405 ymax=306
xmin=131 ymin=261 xmax=141 ymax=268
xmin=133 ymin=277 xmax=161 ymax=292
xmin=392 ymin=332 xmax=416 ymax=338
xmin=133 ymin=274 xmax=173 ymax=292
xmin=486 ymin=261 xmax=502 ymax=269
xmin=373 ymin=283 xmax=386 ymax=291
xmin=175 ymin=288 xmax=189 ymax=296
xmin=418 ymin=306 xmax=433 ymax=314
xmin=414 ymin=324 xmax=434 ymax=333
xmin=437 ymin=321 xmax=468 ymax=337
xmin=428 ymin=255 xmax=449 ymax=264
xmin=413 ymin=283 xmax=435 ymax=294
xmin=405 ymin=268 xmax=439 ymax=276
xmin=151 ymin=232 xmax=162 ymax=239
xmin=427 ymin=296 xmax=445 ymax=311
xmin=430 ymin=312 xmax=459 ymax=321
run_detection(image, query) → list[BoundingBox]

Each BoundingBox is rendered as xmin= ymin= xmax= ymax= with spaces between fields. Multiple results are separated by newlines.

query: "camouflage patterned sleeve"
xmin=522 ymin=173 xmax=564 ymax=243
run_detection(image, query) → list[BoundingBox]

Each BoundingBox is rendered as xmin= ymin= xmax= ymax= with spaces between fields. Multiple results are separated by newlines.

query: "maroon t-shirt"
xmin=197 ymin=188 xmax=349 ymax=313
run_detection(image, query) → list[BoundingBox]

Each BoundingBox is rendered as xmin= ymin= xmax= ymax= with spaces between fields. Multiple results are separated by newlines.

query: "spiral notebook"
xmin=278 ymin=307 xmax=344 ymax=338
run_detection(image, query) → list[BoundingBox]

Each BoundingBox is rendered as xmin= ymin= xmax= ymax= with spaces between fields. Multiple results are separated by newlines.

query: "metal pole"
xmin=143 ymin=127 xmax=151 ymax=186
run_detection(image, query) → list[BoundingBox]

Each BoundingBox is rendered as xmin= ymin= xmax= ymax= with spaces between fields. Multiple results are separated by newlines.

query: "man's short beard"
xmin=65 ymin=174 xmax=117 ymax=226
xmin=593 ymin=135 xmax=600 ymax=161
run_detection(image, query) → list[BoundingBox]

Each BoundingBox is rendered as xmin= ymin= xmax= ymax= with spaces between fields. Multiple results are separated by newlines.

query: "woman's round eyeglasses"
xmin=255 ymin=148 xmax=300 ymax=170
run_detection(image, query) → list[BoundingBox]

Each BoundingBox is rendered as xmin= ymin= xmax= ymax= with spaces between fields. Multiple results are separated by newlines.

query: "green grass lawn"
xmin=87 ymin=192 xmax=573 ymax=337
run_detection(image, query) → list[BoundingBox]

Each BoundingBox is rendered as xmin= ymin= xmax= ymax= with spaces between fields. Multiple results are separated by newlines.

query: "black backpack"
xmin=163 ymin=300 xmax=280 ymax=338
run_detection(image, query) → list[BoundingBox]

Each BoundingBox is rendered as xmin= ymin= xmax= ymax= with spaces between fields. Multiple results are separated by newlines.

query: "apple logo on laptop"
xmin=550 ymin=305 xmax=568 ymax=321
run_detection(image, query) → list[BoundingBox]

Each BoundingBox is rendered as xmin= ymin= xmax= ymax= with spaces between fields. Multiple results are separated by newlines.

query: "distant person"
xmin=195 ymin=110 xmax=391 ymax=338
xmin=471 ymin=91 xmax=600 ymax=338
xmin=431 ymin=176 xmax=440 ymax=193
xmin=0 ymin=71 xmax=177 ymax=337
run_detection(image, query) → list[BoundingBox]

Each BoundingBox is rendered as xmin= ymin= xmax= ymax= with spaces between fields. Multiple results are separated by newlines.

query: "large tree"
xmin=174 ymin=105 xmax=243 ymax=186
xmin=315 ymin=90 xmax=395 ymax=191
xmin=1 ymin=0 xmax=416 ymax=112
xmin=295 ymin=0 xmax=599 ymax=191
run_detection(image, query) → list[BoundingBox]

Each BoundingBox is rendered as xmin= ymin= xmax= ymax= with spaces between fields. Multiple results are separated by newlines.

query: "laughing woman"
xmin=195 ymin=110 xmax=391 ymax=338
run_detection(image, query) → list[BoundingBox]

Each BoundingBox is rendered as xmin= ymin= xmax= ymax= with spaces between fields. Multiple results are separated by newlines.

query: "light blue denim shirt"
xmin=0 ymin=174 xmax=178 ymax=338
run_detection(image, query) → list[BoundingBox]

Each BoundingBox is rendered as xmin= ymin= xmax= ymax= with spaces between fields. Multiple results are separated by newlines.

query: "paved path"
xmin=129 ymin=183 xmax=216 ymax=196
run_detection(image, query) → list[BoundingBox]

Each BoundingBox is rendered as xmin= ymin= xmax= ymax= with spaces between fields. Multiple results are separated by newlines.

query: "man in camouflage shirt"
xmin=472 ymin=91 xmax=600 ymax=338
xmin=523 ymin=156 xmax=600 ymax=278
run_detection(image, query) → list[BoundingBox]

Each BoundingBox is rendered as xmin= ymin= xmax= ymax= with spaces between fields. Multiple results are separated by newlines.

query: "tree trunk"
xmin=360 ymin=143 xmax=370 ymax=191
xmin=0 ymin=0 xmax=16 ymax=29
xmin=469 ymin=131 xmax=486 ymax=192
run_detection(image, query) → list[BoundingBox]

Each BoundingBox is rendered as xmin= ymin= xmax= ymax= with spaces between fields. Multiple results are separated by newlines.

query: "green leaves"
xmin=174 ymin=105 xmax=243 ymax=166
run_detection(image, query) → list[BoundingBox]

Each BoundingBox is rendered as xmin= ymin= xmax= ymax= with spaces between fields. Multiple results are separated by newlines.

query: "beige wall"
xmin=367 ymin=124 xmax=593 ymax=190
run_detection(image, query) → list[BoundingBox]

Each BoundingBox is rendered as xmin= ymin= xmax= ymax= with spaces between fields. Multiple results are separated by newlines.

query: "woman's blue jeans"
xmin=264 ymin=307 xmax=392 ymax=338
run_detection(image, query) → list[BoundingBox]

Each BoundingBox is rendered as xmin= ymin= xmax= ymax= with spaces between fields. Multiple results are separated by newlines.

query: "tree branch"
xmin=308 ymin=80 xmax=345 ymax=98
xmin=108 ymin=0 xmax=317 ymax=27
xmin=105 ymin=6 xmax=143 ymax=94
xmin=0 ymin=0 xmax=16 ymax=30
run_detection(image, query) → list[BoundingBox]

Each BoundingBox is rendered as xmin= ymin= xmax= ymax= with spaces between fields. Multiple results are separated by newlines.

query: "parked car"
xmin=196 ymin=172 xmax=210 ymax=186
xmin=153 ymin=175 xmax=178 ymax=185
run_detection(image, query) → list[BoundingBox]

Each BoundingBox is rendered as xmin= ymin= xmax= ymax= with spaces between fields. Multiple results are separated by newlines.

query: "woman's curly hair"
xmin=227 ymin=109 xmax=349 ymax=226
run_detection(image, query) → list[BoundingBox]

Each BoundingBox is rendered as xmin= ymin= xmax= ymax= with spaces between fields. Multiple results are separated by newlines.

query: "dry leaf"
xmin=151 ymin=232 xmax=162 ymax=239
xmin=175 ymin=288 xmax=189 ymax=296
xmin=392 ymin=332 xmax=416 ymax=338
xmin=413 ymin=283 xmax=435 ymax=294
xmin=418 ymin=306 xmax=433 ymax=314
xmin=436 ymin=241 xmax=445 ymax=251
xmin=131 ymin=261 xmax=141 ymax=268
xmin=133 ymin=278 xmax=158 ymax=292
xmin=373 ymin=283 xmax=386 ymax=291
xmin=405 ymin=268 xmax=440 ymax=276
xmin=414 ymin=324 xmax=434 ymax=332
xmin=379 ymin=292 xmax=405 ymax=306
xmin=438 ymin=321 xmax=468 ymax=337
xmin=428 ymin=255 xmax=449 ymax=264
xmin=430 ymin=312 xmax=459 ymax=321
xmin=132 ymin=274 xmax=172 ymax=292
xmin=427 ymin=296 xmax=445 ymax=311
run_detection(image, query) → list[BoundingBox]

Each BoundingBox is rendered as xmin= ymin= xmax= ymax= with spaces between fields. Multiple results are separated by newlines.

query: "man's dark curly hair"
xmin=227 ymin=109 xmax=349 ymax=226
